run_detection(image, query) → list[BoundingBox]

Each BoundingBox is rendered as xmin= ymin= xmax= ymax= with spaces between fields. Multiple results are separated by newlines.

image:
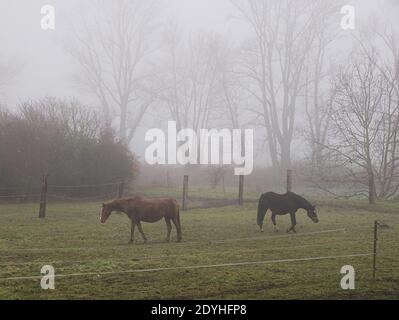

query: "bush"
xmin=0 ymin=97 xmax=138 ymax=196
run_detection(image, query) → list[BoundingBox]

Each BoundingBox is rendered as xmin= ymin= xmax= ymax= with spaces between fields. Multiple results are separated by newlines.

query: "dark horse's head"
xmin=307 ymin=205 xmax=319 ymax=223
xmin=100 ymin=202 xmax=113 ymax=223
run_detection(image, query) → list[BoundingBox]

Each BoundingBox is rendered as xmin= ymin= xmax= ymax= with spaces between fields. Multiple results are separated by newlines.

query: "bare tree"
xmin=19 ymin=96 xmax=102 ymax=140
xmin=327 ymin=48 xmax=386 ymax=204
xmin=311 ymin=25 xmax=399 ymax=203
xmin=69 ymin=0 xmax=161 ymax=144
xmin=303 ymin=1 xmax=342 ymax=172
xmin=372 ymin=28 xmax=399 ymax=198
xmin=159 ymin=24 xmax=222 ymax=133
xmin=215 ymin=40 xmax=249 ymax=129
xmin=232 ymin=0 xmax=326 ymax=174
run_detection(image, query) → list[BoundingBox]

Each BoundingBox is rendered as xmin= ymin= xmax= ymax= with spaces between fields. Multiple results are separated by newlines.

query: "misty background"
xmin=1 ymin=0 xmax=399 ymax=202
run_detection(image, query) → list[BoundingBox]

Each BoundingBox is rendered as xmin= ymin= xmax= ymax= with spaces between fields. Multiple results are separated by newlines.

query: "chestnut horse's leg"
xmin=165 ymin=218 xmax=172 ymax=243
xmin=171 ymin=217 xmax=182 ymax=242
xmin=129 ymin=219 xmax=135 ymax=244
xmin=136 ymin=222 xmax=147 ymax=243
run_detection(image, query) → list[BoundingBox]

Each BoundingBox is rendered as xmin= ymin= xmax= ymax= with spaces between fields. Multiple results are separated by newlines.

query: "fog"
xmin=1 ymin=0 xmax=240 ymax=104
xmin=2 ymin=0 xmax=394 ymax=103
xmin=1 ymin=1 xmax=396 ymax=104
xmin=1 ymin=0 xmax=399 ymax=192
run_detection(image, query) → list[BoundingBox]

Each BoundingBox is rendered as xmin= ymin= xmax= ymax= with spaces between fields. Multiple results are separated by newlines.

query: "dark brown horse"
xmin=100 ymin=196 xmax=182 ymax=243
xmin=257 ymin=192 xmax=319 ymax=233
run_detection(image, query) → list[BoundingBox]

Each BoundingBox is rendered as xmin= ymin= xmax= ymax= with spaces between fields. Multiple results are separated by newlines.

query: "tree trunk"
xmin=368 ymin=170 xmax=377 ymax=204
xmin=119 ymin=104 xmax=127 ymax=143
xmin=280 ymin=140 xmax=292 ymax=174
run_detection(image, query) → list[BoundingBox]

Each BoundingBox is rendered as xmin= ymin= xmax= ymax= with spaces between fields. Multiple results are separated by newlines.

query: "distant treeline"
xmin=0 ymin=97 xmax=137 ymax=194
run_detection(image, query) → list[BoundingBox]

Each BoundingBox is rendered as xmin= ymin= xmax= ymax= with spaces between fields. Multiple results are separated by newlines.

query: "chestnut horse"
xmin=100 ymin=196 xmax=182 ymax=243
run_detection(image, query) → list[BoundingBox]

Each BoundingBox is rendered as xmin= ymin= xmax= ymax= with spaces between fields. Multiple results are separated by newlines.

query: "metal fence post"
xmin=118 ymin=180 xmax=125 ymax=199
xmin=39 ymin=175 xmax=48 ymax=218
xmin=182 ymin=175 xmax=189 ymax=211
xmin=373 ymin=220 xmax=379 ymax=281
xmin=238 ymin=175 xmax=244 ymax=206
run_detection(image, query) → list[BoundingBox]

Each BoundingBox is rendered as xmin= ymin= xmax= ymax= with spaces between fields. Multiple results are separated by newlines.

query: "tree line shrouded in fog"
xmin=0 ymin=98 xmax=137 ymax=193
xmin=1 ymin=0 xmax=399 ymax=203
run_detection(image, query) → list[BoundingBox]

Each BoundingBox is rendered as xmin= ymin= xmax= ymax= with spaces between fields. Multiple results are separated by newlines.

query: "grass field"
xmin=0 ymin=196 xmax=398 ymax=300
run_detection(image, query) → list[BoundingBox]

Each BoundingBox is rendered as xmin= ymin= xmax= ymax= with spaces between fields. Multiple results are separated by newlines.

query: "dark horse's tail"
xmin=257 ymin=193 xmax=268 ymax=230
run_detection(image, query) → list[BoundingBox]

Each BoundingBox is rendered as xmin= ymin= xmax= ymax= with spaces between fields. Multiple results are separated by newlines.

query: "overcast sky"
xmin=1 ymin=0 xmax=397 ymax=106
xmin=1 ymin=0 xmax=398 ymax=162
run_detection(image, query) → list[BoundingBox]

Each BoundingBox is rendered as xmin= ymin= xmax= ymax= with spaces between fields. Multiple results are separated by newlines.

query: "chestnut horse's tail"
xmin=175 ymin=202 xmax=182 ymax=242
xmin=177 ymin=206 xmax=181 ymax=228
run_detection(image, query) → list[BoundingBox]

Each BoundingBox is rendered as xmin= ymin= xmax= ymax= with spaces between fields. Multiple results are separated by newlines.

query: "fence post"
xmin=373 ymin=220 xmax=379 ymax=281
xmin=118 ymin=180 xmax=125 ymax=199
xmin=39 ymin=174 xmax=48 ymax=219
xmin=182 ymin=175 xmax=189 ymax=211
xmin=238 ymin=175 xmax=244 ymax=206
xmin=286 ymin=169 xmax=293 ymax=193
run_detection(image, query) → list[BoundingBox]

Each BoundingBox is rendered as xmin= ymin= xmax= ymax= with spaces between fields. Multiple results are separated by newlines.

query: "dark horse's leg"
xmin=257 ymin=195 xmax=267 ymax=232
xmin=129 ymin=219 xmax=135 ymax=244
xmin=165 ymin=218 xmax=172 ymax=243
xmin=271 ymin=213 xmax=279 ymax=232
xmin=171 ymin=217 xmax=182 ymax=242
xmin=136 ymin=222 xmax=148 ymax=243
xmin=287 ymin=212 xmax=297 ymax=233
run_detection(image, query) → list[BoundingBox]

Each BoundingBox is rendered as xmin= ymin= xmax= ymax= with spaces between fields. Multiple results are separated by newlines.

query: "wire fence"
xmin=1 ymin=169 xmax=399 ymax=214
xmin=0 ymin=222 xmax=392 ymax=284
xmin=0 ymin=174 xmax=252 ymax=212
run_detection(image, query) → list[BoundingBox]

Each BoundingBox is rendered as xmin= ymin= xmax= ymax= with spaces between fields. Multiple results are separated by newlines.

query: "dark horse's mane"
xmin=285 ymin=192 xmax=313 ymax=210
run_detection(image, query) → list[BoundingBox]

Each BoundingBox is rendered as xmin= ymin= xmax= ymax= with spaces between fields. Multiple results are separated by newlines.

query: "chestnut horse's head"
xmin=100 ymin=203 xmax=113 ymax=223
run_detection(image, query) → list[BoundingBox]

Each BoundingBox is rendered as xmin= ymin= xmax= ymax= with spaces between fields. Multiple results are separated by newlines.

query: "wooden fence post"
xmin=39 ymin=175 xmax=48 ymax=219
xmin=182 ymin=175 xmax=189 ymax=211
xmin=238 ymin=175 xmax=244 ymax=206
xmin=373 ymin=220 xmax=379 ymax=281
xmin=286 ymin=169 xmax=293 ymax=193
xmin=118 ymin=180 xmax=125 ymax=199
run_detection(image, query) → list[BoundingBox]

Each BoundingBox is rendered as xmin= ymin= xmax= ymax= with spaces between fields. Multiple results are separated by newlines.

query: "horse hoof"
xmin=165 ymin=239 xmax=170 ymax=243
xmin=177 ymin=239 xmax=182 ymax=243
xmin=128 ymin=240 xmax=134 ymax=245
xmin=274 ymin=229 xmax=279 ymax=233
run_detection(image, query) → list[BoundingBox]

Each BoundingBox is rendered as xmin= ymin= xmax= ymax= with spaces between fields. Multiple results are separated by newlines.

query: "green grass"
xmin=0 ymin=198 xmax=398 ymax=300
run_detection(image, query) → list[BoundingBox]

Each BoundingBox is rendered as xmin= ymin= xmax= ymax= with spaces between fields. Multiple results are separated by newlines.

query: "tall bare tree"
xmin=233 ymin=0 xmax=324 ymax=174
xmin=303 ymin=2 xmax=342 ymax=172
xmin=158 ymin=25 xmax=222 ymax=133
xmin=69 ymin=0 xmax=161 ymax=144
xmin=327 ymin=48 xmax=386 ymax=204
xmin=215 ymin=40 xmax=252 ymax=130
